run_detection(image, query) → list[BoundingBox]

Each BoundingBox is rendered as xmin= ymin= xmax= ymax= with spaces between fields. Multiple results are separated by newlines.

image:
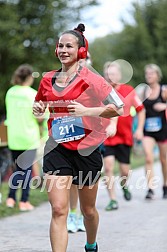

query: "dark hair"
xmin=11 ymin=64 xmax=33 ymax=85
xmin=62 ymin=23 xmax=86 ymax=48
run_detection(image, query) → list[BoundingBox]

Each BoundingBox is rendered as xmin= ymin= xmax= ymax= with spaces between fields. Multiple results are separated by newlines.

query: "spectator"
xmin=5 ymin=64 xmax=41 ymax=211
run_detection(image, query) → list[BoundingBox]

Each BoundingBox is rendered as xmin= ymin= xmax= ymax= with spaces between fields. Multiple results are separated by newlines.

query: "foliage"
xmin=0 ymin=0 xmax=98 ymax=116
xmin=90 ymin=0 xmax=167 ymax=86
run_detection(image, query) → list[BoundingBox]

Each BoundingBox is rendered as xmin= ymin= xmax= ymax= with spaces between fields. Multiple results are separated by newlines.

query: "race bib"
xmin=51 ymin=116 xmax=85 ymax=143
xmin=145 ymin=117 xmax=162 ymax=132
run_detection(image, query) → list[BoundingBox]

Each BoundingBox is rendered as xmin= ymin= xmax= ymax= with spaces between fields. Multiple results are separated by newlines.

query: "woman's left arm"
xmin=67 ymin=101 xmax=123 ymax=118
xmin=153 ymin=85 xmax=167 ymax=112
xmin=162 ymin=85 xmax=167 ymax=101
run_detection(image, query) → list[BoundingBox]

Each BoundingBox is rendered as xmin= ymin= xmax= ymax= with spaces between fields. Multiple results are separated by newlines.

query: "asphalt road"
xmin=0 ymin=162 xmax=167 ymax=252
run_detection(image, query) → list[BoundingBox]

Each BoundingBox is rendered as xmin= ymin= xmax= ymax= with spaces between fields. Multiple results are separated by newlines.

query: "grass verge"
xmin=0 ymin=151 xmax=150 ymax=219
xmin=0 ymin=182 xmax=48 ymax=218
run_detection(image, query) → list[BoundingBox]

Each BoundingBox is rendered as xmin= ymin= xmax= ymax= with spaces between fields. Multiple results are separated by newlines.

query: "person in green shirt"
xmin=5 ymin=64 xmax=41 ymax=211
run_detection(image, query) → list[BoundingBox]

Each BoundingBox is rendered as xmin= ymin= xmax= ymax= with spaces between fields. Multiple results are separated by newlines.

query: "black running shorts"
xmin=144 ymin=125 xmax=167 ymax=142
xmin=43 ymin=137 xmax=102 ymax=186
xmin=102 ymin=144 xmax=131 ymax=164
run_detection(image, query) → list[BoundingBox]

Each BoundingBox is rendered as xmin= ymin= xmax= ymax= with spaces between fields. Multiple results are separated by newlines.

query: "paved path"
xmin=0 ymin=162 xmax=167 ymax=252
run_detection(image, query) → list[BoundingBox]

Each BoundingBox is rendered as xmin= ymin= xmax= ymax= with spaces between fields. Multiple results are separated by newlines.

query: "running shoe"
xmin=163 ymin=186 xmax=167 ymax=199
xmin=77 ymin=214 xmax=86 ymax=232
xmin=122 ymin=187 xmax=132 ymax=201
xmin=67 ymin=212 xmax=77 ymax=233
xmin=6 ymin=198 xmax=15 ymax=208
xmin=85 ymin=243 xmax=98 ymax=252
xmin=105 ymin=200 xmax=118 ymax=211
xmin=145 ymin=189 xmax=154 ymax=200
xmin=19 ymin=201 xmax=34 ymax=211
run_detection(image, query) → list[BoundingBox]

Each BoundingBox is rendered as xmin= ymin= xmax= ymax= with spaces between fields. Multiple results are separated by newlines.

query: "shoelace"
xmin=68 ymin=214 xmax=76 ymax=223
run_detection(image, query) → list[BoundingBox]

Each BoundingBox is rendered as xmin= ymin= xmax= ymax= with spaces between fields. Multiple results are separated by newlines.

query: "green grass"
xmin=0 ymin=182 xmax=48 ymax=218
xmin=131 ymin=153 xmax=146 ymax=169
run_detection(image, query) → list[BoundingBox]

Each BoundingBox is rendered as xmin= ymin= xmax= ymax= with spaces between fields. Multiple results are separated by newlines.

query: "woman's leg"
xmin=69 ymin=184 xmax=78 ymax=210
xmin=157 ymin=141 xmax=167 ymax=186
xmin=142 ymin=136 xmax=155 ymax=189
xmin=8 ymin=150 xmax=23 ymax=201
xmin=8 ymin=168 xmax=22 ymax=201
xmin=103 ymin=155 xmax=116 ymax=200
xmin=46 ymin=174 xmax=72 ymax=252
xmin=78 ymin=182 xmax=99 ymax=245
xmin=119 ymin=163 xmax=131 ymax=186
xmin=21 ymin=167 xmax=32 ymax=202
xmin=67 ymin=184 xmax=79 ymax=233
xmin=18 ymin=149 xmax=36 ymax=202
xmin=119 ymin=163 xmax=132 ymax=201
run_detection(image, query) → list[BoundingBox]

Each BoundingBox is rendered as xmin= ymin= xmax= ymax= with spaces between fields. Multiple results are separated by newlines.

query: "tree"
xmin=0 ymin=0 xmax=98 ymax=116
xmin=90 ymin=0 xmax=167 ymax=86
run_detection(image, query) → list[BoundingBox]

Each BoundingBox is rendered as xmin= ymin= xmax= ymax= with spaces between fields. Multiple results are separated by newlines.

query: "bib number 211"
xmin=52 ymin=116 xmax=85 ymax=143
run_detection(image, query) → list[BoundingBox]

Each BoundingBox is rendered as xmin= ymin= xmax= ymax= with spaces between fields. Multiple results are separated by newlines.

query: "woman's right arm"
xmin=33 ymin=100 xmax=46 ymax=117
xmin=33 ymin=78 xmax=47 ymax=117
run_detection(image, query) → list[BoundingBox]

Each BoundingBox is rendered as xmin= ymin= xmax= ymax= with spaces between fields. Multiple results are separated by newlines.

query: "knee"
xmin=104 ymin=164 xmax=113 ymax=175
xmin=51 ymin=202 xmax=68 ymax=218
xmin=81 ymin=206 xmax=97 ymax=220
xmin=121 ymin=169 xmax=129 ymax=177
xmin=145 ymin=153 xmax=154 ymax=166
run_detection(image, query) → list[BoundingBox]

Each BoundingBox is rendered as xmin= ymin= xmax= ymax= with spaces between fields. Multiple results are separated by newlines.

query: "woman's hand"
xmin=105 ymin=118 xmax=117 ymax=137
xmin=153 ymin=102 xmax=166 ymax=112
xmin=67 ymin=101 xmax=88 ymax=116
xmin=67 ymin=101 xmax=123 ymax=118
xmin=33 ymin=100 xmax=46 ymax=117
xmin=133 ymin=129 xmax=143 ymax=141
xmin=105 ymin=123 xmax=117 ymax=138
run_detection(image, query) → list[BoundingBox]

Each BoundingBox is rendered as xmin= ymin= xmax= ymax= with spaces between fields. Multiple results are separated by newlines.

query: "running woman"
xmin=143 ymin=64 xmax=167 ymax=199
xmin=67 ymin=52 xmax=93 ymax=234
xmin=33 ymin=24 xmax=124 ymax=252
xmin=102 ymin=61 xmax=145 ymax=210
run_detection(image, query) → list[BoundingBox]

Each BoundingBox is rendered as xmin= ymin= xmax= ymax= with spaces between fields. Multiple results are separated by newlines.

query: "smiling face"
xmin=57 ymin=33 xmax=79 ymax=67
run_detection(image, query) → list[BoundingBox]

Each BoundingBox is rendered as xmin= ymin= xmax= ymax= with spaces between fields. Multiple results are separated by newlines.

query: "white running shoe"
xmin=77 ymin=214 xmax=86 ymax=232
xmin=67 ymin=213 xmax=77 ymax=233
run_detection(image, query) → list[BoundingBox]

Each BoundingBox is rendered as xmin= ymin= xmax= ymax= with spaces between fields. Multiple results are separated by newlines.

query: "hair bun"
xmin=74 ymin=23 xmax=85 ymax=34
